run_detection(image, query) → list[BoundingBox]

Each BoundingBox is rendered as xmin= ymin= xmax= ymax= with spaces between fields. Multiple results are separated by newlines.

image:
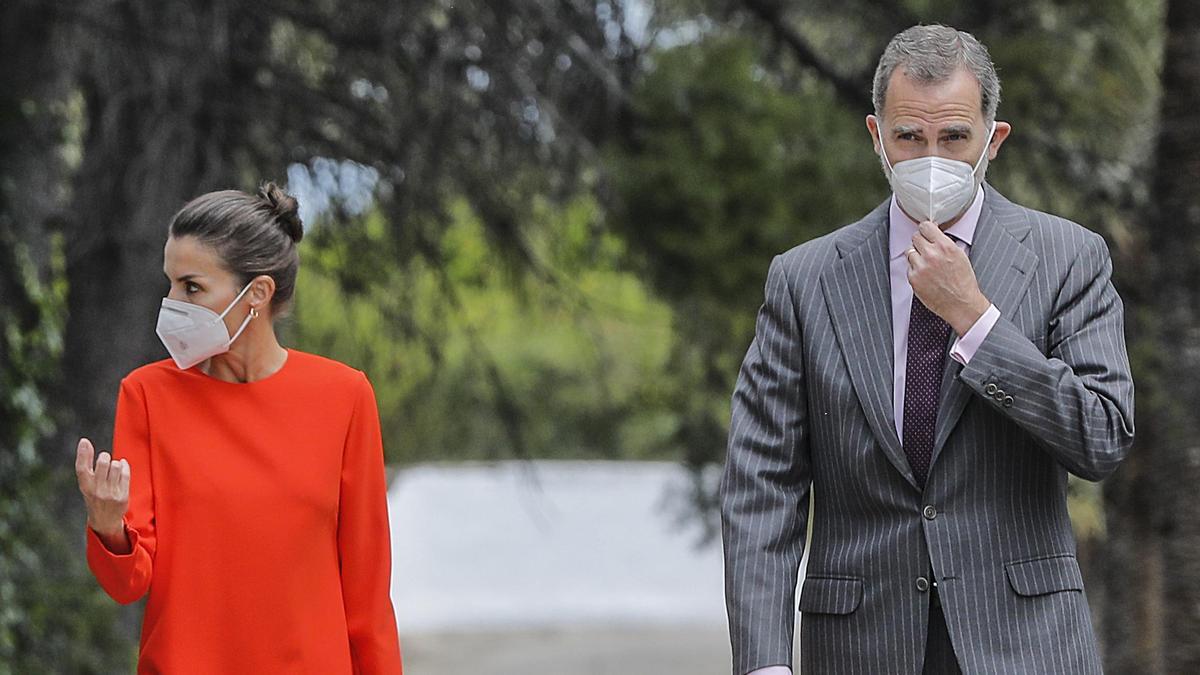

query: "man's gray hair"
xmin=872 ymin=24 xmax=1001 ymax=123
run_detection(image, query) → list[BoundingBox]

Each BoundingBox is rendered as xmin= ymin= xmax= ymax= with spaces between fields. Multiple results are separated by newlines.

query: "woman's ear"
xmin=248 ymin=275 xmax=277 ymax=312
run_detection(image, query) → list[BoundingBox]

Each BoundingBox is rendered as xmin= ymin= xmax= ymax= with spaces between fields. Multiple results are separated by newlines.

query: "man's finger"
xmin=75 ymin=438 xmax=96 ymax=491
xmin=918 ymin=220 xmax=949 ymax=240
xmin=911 ymin=228 xmax=935 ymax=255
xmin=918 ymin=221 xmax=957 ymax=251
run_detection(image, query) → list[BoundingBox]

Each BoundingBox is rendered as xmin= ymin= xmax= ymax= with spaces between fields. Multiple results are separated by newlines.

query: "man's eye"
xmin=898 ymin=133 xmax=918 ymax=141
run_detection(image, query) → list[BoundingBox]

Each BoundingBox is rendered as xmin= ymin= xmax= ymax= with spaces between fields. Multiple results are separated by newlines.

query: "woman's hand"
xmin=75 ymin=438 xmax=132 ymax=554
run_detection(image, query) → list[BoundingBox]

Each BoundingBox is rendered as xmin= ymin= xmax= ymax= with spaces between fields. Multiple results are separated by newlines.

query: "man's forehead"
xmin=884 ymin=67 xmax=983 ymax=118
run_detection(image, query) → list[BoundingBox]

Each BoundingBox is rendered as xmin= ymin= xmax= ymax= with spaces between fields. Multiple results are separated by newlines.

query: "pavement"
xmin=387 ymin=461 xmax=780 ymax=674
xmin=400 ymin=625 xmax=733 ymax=675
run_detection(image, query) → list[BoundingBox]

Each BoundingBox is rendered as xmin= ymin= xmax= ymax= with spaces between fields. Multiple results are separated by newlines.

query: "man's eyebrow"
xmin=890 ymin=124 xmax=924 ymax=136
xmin=940 ymin=123 xmax=974 ymax=136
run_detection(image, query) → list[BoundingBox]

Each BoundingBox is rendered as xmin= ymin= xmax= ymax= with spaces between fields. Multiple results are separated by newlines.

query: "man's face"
xmin=867 ymin=65 xmax=1010 ymax=168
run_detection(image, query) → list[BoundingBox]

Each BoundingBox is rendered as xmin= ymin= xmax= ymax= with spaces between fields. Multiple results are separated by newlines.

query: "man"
xmin=721 ymin=24 xmax=1134 ymax=675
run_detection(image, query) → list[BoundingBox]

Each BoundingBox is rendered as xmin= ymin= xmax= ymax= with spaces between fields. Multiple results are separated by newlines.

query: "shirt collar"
xmin=888 ymin=185 xmax=986 ymax=260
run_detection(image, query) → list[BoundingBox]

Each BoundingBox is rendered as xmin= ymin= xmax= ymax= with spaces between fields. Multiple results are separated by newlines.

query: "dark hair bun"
xmin=259 ymin=182 xmax=304 ymax=243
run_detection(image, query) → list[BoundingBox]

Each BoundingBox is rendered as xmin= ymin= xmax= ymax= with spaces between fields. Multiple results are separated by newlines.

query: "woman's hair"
xmin=168 ymin=182 xmax=303 ymax=313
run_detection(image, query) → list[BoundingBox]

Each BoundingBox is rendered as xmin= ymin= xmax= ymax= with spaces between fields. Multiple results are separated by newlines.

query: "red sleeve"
xmin=86 ymin=377 xmax=156 ymax=605
xmin=339 ymin=373 xmax=403 ymax=674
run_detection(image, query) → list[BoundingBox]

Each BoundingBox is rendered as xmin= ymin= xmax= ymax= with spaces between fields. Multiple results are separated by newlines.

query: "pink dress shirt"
xmin=888 ymin=186 xmax=1000 ymax=439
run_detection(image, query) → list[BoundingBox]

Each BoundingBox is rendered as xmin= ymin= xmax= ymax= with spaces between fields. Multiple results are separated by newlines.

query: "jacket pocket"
xmin=1005 ymin=554 xmax=1085 ymax=597
xmin=798 ymin=576 xmax=863 ymax=614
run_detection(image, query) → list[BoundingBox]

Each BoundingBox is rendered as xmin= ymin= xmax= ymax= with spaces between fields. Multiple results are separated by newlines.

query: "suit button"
xmin=923 ymin=505 xmax=937 ymax=520
xmin=916 ymin=577 xmax=930 ymax=592
xmin=984 ymin=383 xmax=998 ymax=395
xmin=994 ymin=389 xmax=1006 ymax=401
xmin=1003 ymin=396 xmax=1014 ymax=408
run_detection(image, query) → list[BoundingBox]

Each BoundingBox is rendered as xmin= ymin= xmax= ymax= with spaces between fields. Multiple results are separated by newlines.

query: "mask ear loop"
xmin=877 ymin=124 xmax=895 ymax=174
xmin=218 ymin=280 xmax=257 ymax=320
xmin=972 ymin=121 xmax=998 ymax=174
xmin=220 ymin=280 xmax=259 ymax=345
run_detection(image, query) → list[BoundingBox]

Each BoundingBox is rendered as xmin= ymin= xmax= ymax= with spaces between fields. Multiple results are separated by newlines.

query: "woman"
xmin=75 ymin=183 xmax=403 ymax=673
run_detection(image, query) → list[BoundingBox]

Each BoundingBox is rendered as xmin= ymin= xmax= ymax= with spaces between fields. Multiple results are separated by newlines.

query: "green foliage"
xmin=611 ymin=35 xmax=881 ymax=307
xmin=288 ymin=194 xmax=680 ymax=463
xmin=606 ymin=34 xmax=884 ymax=468
xmin=969 ymin=0 xmax=1162 ymax=229
xmin=0 ymin=236 xmax=131 ymax=674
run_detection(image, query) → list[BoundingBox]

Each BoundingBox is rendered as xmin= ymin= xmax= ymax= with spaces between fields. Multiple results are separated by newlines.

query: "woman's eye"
xmin=186 ymin=283 xmax=200 ymax=294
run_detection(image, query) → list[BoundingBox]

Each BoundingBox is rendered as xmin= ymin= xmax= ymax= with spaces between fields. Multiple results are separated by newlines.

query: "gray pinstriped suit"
xmin=721 ymin=185 xmax=1135 ymax=674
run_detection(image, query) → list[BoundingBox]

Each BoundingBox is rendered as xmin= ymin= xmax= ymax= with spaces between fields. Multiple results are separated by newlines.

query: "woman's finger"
xmin=75 ymin=438 xmax=96 ymax=492
xmin=117 ymin=460 xmax=131 ymax=500
xmin=106 ymin=459 xmax=126 ymax=492
xmin=95 ymin=452 xmax=114 ymax=495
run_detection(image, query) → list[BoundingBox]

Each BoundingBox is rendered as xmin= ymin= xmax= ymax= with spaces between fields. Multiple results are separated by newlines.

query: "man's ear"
xmin=988 ymin=121 xmax=1013 ymax=160
xmin=866 ymin=114 xmax=883 ymax=154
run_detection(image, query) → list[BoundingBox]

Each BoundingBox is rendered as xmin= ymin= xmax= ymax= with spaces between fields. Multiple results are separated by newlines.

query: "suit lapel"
xmin=821 ymin=202 xmax=918 ymax=490
xmin=931 ymin=185 xmax=1039 ymax=459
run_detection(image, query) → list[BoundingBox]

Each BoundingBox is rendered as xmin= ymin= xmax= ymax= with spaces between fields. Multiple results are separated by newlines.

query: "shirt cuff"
xmin=746 ymin=668 xmax=792 ymax=675
xmin=950 ymin=304 xmax=1000 ymax=365
xmin=86 ymin=522 xmax=137 ymax=557
xmin=85 ymin=522 xmax=140 ymax=580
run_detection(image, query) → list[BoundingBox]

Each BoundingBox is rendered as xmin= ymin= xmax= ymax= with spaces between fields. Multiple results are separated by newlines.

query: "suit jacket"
xmin=720 ymin=185 xmax=1135 ymax=675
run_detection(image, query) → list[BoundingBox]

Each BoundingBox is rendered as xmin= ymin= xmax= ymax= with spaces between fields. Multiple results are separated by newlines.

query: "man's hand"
xmin=75 ymin=437 xmax=132 ymax=554
xmin=906 ymin=221 xmax=991 ymax=335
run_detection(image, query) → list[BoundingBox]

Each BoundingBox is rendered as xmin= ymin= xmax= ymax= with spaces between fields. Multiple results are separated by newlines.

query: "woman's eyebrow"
xmin=164 ymin=272 xmax=203 ymax=282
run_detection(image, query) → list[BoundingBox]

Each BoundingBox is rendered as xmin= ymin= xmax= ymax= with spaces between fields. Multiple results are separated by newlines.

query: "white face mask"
xmin=879 ymin=121 xmax=996 ymax=224
xmin=156 ymin=281 xmax=257 ymax=370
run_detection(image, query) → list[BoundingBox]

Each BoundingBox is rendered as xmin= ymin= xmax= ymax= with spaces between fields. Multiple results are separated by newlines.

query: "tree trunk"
xmin=1106 ymin=0 xmax=1200 ymax=670
xmin=1151 ymin=0 xmax=1200 ymax=668
xmin=58 ymin=0 xmax=261 ymax=451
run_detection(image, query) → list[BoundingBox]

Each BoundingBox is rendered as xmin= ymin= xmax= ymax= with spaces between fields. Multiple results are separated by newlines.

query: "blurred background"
xmin=1 ymin=0 xmax=1197 ymax=672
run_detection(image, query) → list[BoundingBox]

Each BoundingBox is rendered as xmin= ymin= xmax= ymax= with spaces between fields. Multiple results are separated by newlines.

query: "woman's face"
xmin=163 ymin=235 xmax=252 ymax=334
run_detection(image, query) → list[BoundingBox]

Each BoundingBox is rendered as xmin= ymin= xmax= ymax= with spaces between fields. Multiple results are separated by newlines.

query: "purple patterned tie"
xmin=903 ymin=296 xmax=952 ymax=486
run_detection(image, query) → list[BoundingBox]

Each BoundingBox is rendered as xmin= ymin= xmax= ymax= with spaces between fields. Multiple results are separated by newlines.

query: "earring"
xmin=250 ymin=307 xmax=260 ymax=319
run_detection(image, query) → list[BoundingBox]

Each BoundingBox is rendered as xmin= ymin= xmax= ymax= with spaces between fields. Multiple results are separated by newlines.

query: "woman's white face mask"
xmin=155 ymin=281 xmax=256 ymax=370
xmin=879 ymin=121 xmax=996 ymax=224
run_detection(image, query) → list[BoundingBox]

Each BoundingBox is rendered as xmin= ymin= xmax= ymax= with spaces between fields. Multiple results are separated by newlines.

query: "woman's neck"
xmin=202 ymin=324 xmax=288 ymax=383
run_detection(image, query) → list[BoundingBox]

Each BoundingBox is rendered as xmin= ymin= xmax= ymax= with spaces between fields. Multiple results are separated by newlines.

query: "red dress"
xmin=87 ymin=350 xmax=403 ymax=673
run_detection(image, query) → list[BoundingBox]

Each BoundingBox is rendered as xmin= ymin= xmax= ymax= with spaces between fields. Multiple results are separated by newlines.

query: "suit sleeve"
xmin=720 ymin=255 xmax=811 ymax=675
xmin=339 ymin=373 xmax=404 ymax=674
xmin=86 ymin=377 xmax=156 ymax=604
xmin=958 ymin=233 xmax=1135 ymax=480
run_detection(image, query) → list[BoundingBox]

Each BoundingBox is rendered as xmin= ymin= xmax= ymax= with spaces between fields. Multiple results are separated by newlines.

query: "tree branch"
xmin=738 ymin=0 xmax=873 ymax=111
